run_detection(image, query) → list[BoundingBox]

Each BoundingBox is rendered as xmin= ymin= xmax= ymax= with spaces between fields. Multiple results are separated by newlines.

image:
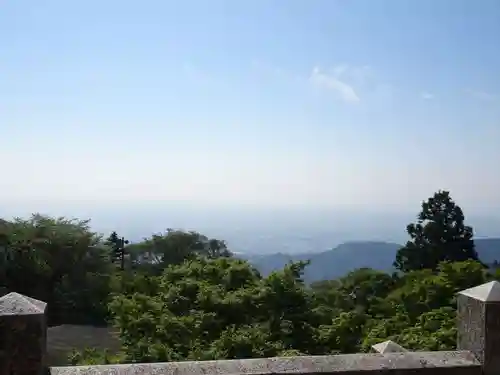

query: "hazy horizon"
xmin=1 ymin=202 xmax=499 ymax=254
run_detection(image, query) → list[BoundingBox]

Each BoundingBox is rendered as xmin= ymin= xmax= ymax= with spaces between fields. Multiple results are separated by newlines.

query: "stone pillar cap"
xmin=459 ymin=281 xmax=500 ymax=302
xmin=0 ymin=292 xmax=47 ymax=315
xmin=372 ymin=340 xmax=408 ymax=353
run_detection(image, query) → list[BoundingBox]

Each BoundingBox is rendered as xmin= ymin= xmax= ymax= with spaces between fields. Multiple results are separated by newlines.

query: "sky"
xmin=1 ymin=0 xmax=500 ymax=226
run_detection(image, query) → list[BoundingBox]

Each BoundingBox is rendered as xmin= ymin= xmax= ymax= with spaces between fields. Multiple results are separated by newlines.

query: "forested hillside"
xmin=245 ymin=242 xmax=401 ymax=281
xmin=0 ymin=190 xmax=499 ymax=365
xmin=247 ymin=238 xmax=500 ymax=282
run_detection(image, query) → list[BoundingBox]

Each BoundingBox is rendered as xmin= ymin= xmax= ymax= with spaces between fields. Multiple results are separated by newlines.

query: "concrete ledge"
xmin=50 ymin=351 xmax=481 ymax=375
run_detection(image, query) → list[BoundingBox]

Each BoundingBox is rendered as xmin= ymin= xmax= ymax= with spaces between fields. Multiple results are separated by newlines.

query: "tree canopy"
xmin=394 ymin=190 xmax=479 ymax=272
xmin=0 ymin=190 xmax=496 ymax=365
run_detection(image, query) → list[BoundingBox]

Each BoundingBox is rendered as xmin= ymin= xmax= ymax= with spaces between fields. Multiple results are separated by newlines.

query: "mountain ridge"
xmin=243 ymin=238 xmax=500 ymax=283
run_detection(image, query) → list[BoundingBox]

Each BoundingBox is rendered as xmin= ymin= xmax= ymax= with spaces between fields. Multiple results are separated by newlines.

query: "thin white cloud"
xmin=252 ymin=61 xmax=390 ymax=104
xmin=465 ymin=89 xmax=498 ymax=102
xmin=309 ymin=66 xmax=360 ymax=103
xmin=421 ymin=92 xmax=435 ymax=100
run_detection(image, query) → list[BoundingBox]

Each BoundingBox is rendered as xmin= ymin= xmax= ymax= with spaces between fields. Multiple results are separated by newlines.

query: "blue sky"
xmin=1 ymin=0 xmax=499 ymax=217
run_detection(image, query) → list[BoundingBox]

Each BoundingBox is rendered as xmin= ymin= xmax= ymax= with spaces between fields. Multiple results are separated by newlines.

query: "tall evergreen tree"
xmin=105 ymin=231 xmax=129 ymax=270
xmin=394 ymin=190 xmax=479 ymax=273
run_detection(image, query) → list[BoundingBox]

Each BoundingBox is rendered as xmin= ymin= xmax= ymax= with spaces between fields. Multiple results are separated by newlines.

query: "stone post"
xmin=457 ymin=280 xmax=500 ymax=375
xmin=0 ymin=292 xmax=47 ymax=375
xmin=371 ymin=339 xmax=407 ymax=353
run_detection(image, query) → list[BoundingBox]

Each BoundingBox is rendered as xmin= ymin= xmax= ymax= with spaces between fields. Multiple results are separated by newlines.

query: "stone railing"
xmin=2 ymin=281 xmax=500 ymax=375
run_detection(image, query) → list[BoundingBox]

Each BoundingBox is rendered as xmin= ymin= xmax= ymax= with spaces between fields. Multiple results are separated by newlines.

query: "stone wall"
xmin=2 ymin=281 xmax=500 ymax=375
xmin=50 ymin=351 xmax=481 ymax=375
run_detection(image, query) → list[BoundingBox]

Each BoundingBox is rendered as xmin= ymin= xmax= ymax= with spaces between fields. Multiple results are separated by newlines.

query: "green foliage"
xmin=0 ymin=214 xmax=112 ymax=325
xmin=206 ymin=324 xmax=285 ymax=360
xmin=105 ymin=231 xmax=129 ymax=270
xmin=126 ymin=229 xmax=233 ymax=274
xmin=394 ymin=190 xmax=479 ymax=272
xmin=108 ymin=258 xmax=321 ymax=362
xmin=319 ymin=310 xmax=368 ymax=353
xmin=106 ymin=256 xmax=487 ymax=363
xmin=68 ymin=348 xmax=126 ymax=365
xmin=1 ymin=189 xmax=495 ymax=366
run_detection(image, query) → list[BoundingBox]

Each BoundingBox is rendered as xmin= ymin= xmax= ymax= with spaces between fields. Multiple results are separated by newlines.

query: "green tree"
xmin=310 ymin=269 xmax=395 ymax=323
xmin=126 ymin=229 xmax=232 ymax=274
xmin=362 ymin=313 xmax=411 ymax=352
xmin=2 ymin=204 xmax=486 ymax=364
xmin=260 ymin=261 xmax=321 ymax=354
xmin=319 ymin=310 xmax=368 ymax=354
xmin=362 ymin=260 xmax=486 ymax=351
xmin=310 ymin=279 xmax=352 ymax=324
xmin=0 ymin=214 xmax=113 ymax=325
xmin=105 ymin=231 xmax=129 ymax=271
xmin=394 ymin=190 xmax=478 ymax=272
xmin=337 ymin=268 xmax=394 ymax=314
xmin=109 ymin=257 xmax=262 ymax=362
xmin=386 ymin=268 xmax=452 ymax=322
xmin=362 ymin=307 xmax=456 ymax=352
xmin=109 ymin=258 xmax=324 ymax=363
xmin=397 ymin=307 xmax=457 ymax=351
xmin=204 ymin=324 xmax=285 ymax=360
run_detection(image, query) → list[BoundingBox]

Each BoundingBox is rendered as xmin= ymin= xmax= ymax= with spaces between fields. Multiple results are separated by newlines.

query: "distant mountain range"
xmin=240 ymin=238 xmax=500 ymax=283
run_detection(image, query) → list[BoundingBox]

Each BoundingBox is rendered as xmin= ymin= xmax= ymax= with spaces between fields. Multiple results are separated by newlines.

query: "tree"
xmin=260 ymin=261 xmax=321 ymax=354
xmin=1 ymin=204 xmax=489 ymax=365
xmin=362 ymin=307 xmax=456 ymax=352
xmin=394 ymin=190 xmax=478 ymax=273
xmin=337 ymin=268 xmax=395 ymax=314
xmin=0 ymin=214 xmax=113 ymax=325
xmin=319 ymin=310 xmax=368 ymax=353
xmin=126 ymin=229 xmax=232 ymax=274
xmin=310 ymin=279 xmax=352 ymax=323
xmin=108 ymin=258 xmax=324 ymax=363
xmin=109 ymin=257 xmax=264 ymax=362
xmin=105 ymin=231 xmax=129 ymax=271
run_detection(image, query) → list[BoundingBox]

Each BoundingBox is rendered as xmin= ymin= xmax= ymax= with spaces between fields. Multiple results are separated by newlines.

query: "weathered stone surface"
xmin=0 ymin=293 xmax=48 ymax=375
xmin=459 ymin=281 xmax=500 ymax=302
xmin=0 ymin=292 xmax=47 ymax=315
xmin=371 ymin=340 xmax=407 ymax=354
xmin=50 ymin=351 xmax=481 ymax=375
xmin=457 ymin=282 xmax=500 ymax=375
